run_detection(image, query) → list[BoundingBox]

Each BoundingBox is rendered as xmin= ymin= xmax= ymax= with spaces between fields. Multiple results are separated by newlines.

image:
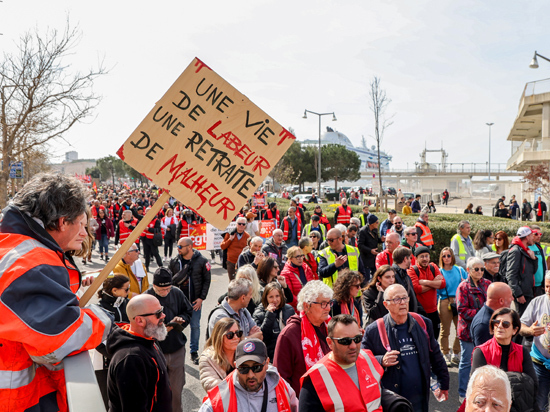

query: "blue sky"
xmin=1 ymin=0 xmax=549 ymax=169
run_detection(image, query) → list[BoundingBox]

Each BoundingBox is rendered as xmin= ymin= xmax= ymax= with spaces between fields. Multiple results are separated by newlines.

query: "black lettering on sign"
xmin=238 ymin=177 xmax=256 ymax=198
xmin=146 ymin=143 xmax=164 ymax=160
xmin=131 ymin=132 xmax=151 ymax=150
xmin=195 ymin=78 xmax=235 ymax=113
xmin=185 ymin=132 xmax=203 ymax=152
xmin=189 ymin=105 xmax=205 ymax=121
xmin=245 ymin=111 xmax=272 ymax=145
xmin=173 ymin=91 xmax=191 ymax=110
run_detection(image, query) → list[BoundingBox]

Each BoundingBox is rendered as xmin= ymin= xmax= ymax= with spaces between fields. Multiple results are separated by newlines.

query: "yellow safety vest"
xmin=304 ymin=223 xmax=326 ymax=239
xmin=451 ymin=234 xmax=473 ymax=261
xmin=317 ymin=244 xmax=360 ymax=288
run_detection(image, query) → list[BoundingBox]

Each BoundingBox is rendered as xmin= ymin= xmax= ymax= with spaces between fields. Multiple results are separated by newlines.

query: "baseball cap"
xmin=153 ymin=267 xmax=173 ymax=287
xmin=235 ymin=338 xmax=267 ymax=367
xmin=482 ymin=252 xmax=500 ymax=261
xmin=246 ymin=212 xmax=256 ymax=220
xmin=517 ymin=226 xmax=532 ymax=238
xmin=311 ymin=215 xmax=320 ymax=221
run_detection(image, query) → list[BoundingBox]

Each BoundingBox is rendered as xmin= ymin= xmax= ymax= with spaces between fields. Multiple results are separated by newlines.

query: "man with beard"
xmin=145 ymin=268 xmax=193 ymax=412
xmin=107 ymin=294 xmax=172 ymax=412
xmin=299 ymin=314 xmax=383 ymax=411
xmin=199 ymin=338 xmax=298 ymax=412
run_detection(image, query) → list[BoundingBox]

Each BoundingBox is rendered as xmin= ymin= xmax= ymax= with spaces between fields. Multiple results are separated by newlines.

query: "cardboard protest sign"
xmin=259 ymin=220 xmax=276 ymax=239
xmin=117 ymin=57 xmax=295 ymax=229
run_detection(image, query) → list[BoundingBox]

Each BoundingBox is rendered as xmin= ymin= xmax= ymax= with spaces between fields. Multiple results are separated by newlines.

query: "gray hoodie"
xmin=198 ymin=365 xmax=298 ymax=412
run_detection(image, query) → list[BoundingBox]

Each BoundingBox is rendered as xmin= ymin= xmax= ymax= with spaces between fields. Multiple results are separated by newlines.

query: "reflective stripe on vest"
xmin=336 ymin=206 xmax=351 ymax=225
xmin=317 ymin=245 xmax=359 ymax=288
xmin=0 ymin=363 xmax=36 ymax=389
xmin=142 ymin=218 xmax=158 ymax=239
xmin=414 ymin=222 xmax=434 ymax=246
xmin=451 ymin=234 xmax=471 ymax=261
xmin=0 ymin=239 xmax=49 ymax=280
xmin=119 ymin=219 xmax=139 ymax=244
xmin=282 ymin=217 xmax=302 ymax=242
xmin=305 ymin=223 xmax=326 ymax=239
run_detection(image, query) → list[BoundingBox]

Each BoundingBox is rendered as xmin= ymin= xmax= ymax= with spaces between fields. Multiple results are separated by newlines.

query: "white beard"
xmin=144 ymin=321 xmax=168 ymax=341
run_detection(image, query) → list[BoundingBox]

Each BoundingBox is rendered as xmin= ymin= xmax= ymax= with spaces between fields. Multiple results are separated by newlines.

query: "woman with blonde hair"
xmin=199 ymin=317 xmax=242 ymax=392
xmin=217 ymin=264 xmax=262 ymax=315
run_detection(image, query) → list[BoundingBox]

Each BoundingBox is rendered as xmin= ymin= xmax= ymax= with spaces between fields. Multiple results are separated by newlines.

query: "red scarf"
xmin=511 ymin=236 xmax=530 ymax=253
xmin=340 ymin=300 xmax=361 ymax=325
xmin=301 ymin=311 xmax=327 ymax=368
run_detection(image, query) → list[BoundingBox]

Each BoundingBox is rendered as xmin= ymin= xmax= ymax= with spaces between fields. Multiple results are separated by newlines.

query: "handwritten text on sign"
xmin=117 ymin=58 xmax=295 ymax=229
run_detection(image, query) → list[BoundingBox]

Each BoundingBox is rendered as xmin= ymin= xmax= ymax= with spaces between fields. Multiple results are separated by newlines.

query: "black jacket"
xmin=505 ymin=243 xmax=538 ymax=299
xmin=106 ymin=326 xmax=172 ymax=412
xmin=508 ymin=371 xmax=538 ymax=412
xmin=144 ymin=287 xmax=193 ymax=354
xmin=98 ymin=293 xmax=130 ymax=324
xmin=253 ymin=304 xmax=295 ymax=360
xmin=261 ymin=237 xmax=288 ymax=270
xmin=362 ymin=287 xmax=387 ymax=324
xmin=358 ymin=225 xmax=381 ymax=270
xmin=391 ymin=264 xmax=423 ymax=314
xmin=362 ymin=313 xmax=449 ymax=412
xmin=237 ymin=249 xmax=258 ymax=269
xmin=168 ymin=250 xmax=211 ymax=302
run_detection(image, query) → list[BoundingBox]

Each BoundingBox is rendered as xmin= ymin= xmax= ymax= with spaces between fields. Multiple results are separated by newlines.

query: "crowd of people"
xmin=3 ymin=174 xmax=550 ymax=412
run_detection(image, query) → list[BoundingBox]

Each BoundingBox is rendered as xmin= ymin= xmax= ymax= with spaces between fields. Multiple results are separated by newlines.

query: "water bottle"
xmin=430 ymin=377 xmax=443 ymax=402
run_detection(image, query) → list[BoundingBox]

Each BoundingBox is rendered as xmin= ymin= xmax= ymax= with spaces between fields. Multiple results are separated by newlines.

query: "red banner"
xmin=189 ymin=224 xmax=207 ymax=250
xmin=259 ymin=220 xmax=276 ymax=239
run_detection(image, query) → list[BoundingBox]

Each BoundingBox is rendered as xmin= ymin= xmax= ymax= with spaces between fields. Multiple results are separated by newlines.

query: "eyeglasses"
xmin=310 ymin=301 xmax=334 ymax=309
xmin=309 ymin=235 xmax=319 ymax=238
xmin=177 ymin=244 xmax=191 ymax=249
xmin=491 ymin=319 xmax=512 ymax=329
xmin=470 ymin=267 xmax=483 ymax=272
xmin=293 ymin=255 xmax=305 ymax=259
xmin=135 ymin=307 xmax=164 ymax=319
xmin=385 ymin=296 xmax=409 ymax=305
xmin=326 ymin=238 xmax=337 ymax=242
xmin=237 ymin=364 xmax=265 ymax=374
xmin=225 ymin=330 xmax=244 ymax=339
xmin=237 ymin=223 xmax=246 ymax=226
xmin=330 ymin=335 xmax=362 ymax=346
xmin=442 ymin=254 xmax=452 ymax=258
xmin=129 ymin=249 xmax=139 ymax=253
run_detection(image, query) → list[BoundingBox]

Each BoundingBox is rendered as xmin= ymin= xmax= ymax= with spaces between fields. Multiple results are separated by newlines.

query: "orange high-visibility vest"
xmin=336 ymin=206 xmax=351 ymax=225
xmin=414 ymin=221 xmax=434 ymax=247
xmin=118 ymin=218 xmax=140 ymax=244
xmin=301 ymin=349 xmax=384 ymax=412
xmin=282 ymin=216 xmax=302 ymax=242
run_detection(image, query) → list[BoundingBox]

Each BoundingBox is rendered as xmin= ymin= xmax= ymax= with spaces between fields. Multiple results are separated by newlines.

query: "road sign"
xmin=9 ymin=161 xmax=23 ymax=179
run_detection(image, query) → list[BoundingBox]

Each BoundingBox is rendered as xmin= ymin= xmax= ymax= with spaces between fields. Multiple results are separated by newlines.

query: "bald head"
xmin=486 ymin=282 xmax=513 ymax=310
xmin=327 ymin=228 xmax=342 ymax=239
xmin=126 ymin=294 xmax=160 ymax=322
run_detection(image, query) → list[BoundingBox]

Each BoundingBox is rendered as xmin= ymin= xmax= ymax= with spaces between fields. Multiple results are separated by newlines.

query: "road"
xmin=80 ymin=249 xmax=462 ymax=412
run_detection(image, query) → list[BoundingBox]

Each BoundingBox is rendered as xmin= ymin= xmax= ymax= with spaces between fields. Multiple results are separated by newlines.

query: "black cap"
xmin=235 ymin=338 xmax=268 ymax=367
xmin=414 ymin=246 xmax=431 ymax=257
xmin=367 ymin=214 xmax=378 ymax=225
xmin=311 ymin=215 xmax=320 ymax=221
xmin=153 ymin=267 xmax=172 ymax=287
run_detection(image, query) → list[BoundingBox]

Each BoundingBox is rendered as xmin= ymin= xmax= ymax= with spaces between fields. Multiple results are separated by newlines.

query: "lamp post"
xmin=529 ymin=51 xmax=550 ymax=69
xmin=303 ymin=110 xmax=337 ymax=198
xmin=486 ymin=122 xmax=494 ymax=181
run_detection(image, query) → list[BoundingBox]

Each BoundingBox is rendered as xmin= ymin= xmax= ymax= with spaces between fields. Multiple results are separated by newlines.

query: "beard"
xmin=144 ymin=320 xmax=168 ymax=341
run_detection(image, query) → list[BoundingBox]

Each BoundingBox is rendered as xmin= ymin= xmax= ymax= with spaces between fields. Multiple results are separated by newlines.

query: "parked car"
xmin=294 ymin=193 xmax=313 ymax=204
xmin=402 ymin=192 xmax=416 ymax=200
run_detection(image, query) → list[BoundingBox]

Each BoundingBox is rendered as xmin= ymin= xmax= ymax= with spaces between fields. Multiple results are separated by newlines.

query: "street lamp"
xmin=303 ymin=110 xmax=337 ymax=197
xmin=486 ymin=122 xmax=494 ymax=181
xmin=529 ymin=51 xmax=550 ymax=69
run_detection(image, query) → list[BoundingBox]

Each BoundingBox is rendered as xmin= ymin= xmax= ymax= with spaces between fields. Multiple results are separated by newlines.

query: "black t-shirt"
xmin=395 ymin=322 xmax=423 ymax=409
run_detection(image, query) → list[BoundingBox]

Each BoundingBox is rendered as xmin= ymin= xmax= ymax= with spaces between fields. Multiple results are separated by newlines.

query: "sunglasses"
xmin=237 ymin=223 xmax=246 ymax=226
xmin=177 ymin=244 xmax=191 ymax=249
xmin=225 ymin=330 xmax=244 ymax=339
xmin=471 ymin=267 xmax=483 ymax=272
xmin=442 ymin=254 xmax=452 ymax=258
xmin=495 ymin=238 xmax=503 ymax=241
xmin=406 ymin=233 xmax=417 ymax=236
xmin=135 ymin=307 xmax=164 ymax=319
xmin=237 ymin=364 xmax=265 ymax=374
xmin=326 ymin=238 xmax=337 ymax=242
xmin=491 ymin=319 xmax=512 ymax=329
xmin=293 ymin=255 xmax=305 ymax=259
xmin=330 ymin=335 xmax=363 ymax=346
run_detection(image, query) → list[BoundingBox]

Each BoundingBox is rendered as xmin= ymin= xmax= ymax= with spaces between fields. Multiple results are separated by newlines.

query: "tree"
xmin=0 ymin=23 xmax=105 ymax=207
xmin=523 ymin=163 xmax=550 ymax=200
xmin=123 ymin=162 xmax=145 ymax=187
xmin=369 ymin=76 xmax=393 ymax=195
xmin=85 ymin=166 xmax=101 ymax=179
xmin=321 ymin=144 xmax=361 ymax=193
xmin=96 ymin=155 xmax=126 ymax=186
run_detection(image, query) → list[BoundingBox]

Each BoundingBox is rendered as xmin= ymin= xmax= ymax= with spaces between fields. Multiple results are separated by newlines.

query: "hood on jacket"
xmin=106 ymin=324 xmax=155 ymax=356
xmin=511 ymin=236 xmax=532 ymax=255
xmin=286 ymin=313 xmax=302 ymax=327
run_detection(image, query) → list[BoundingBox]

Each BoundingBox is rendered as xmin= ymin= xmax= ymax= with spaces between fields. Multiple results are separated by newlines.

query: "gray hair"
xmin=335 ymin=224 xmax=347 ymax=234
xmin=250 ymin=236 xmax=263 ymax=246
xmin=405 ymin=226 xmax=417 ymax=235
xmin=383 ymin=284 xmax=407 ymax=301
xmin=350 ymin=217 xmax=361 ymax=227
xmin=466 ymin=365 xmax=511 ymax=407
xmin=458 ymin=220 xmax=470 ymax=231
xmin=297 ymin=280 xmax=333 ymax=311
xmin=236 ymin=217 xmax=247 ymax=224
xmin=227 ymin=278 xmax=252 ymax=300
xmin=10 ymin=173 xmax=87 ymax=231
xmin=467 ymin=257 xmax=484 ymax=270
xmin=545 ymin=270 xmax=550 ymax=281
xmin=287 ymin=206 xmax=296 ymax=213
xmin=419 ymin=212 xmax=428 ymax=220
xmin=236 ymin=265 xmax=261 ymax=304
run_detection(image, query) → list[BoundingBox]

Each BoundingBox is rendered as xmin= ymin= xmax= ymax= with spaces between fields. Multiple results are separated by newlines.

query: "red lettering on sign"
xmin=157 ymin=154 xmax=187 ymax=185
xmin=194 ymin=58 xmax=211 ymax=73
xmin=117 ymin=145 xmax=125 ymax=161
xmin=208 ymin=120 xmax=222 ymax=139
xmin=252 ymin=156 xmax=270 ymax=176
xmin=277 ymin=128 xmax=296 ymax=146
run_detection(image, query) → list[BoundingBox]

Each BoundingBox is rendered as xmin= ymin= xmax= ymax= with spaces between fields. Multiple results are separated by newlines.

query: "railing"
xmin=64 ymin=351 xmax=106 ymax=412
xmin=386 ymin=163 xmax=517 ymax=174
xmin=523 ymin=78 xmax=550 ymax=98
xmin=507 ymin=140 xmax=532 ymax=168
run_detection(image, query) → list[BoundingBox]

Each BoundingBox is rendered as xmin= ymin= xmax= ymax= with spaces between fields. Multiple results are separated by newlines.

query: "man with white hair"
xmin=281 ymin=206 xmax=301 ymax=247
xmin=237 ymin=236 xmax=265 ymax=269
xmin=388 ymin=215 xmax=407 ymax=243
xmin=465 ymin=365 xmax=511 ymax=412
xmin=375 ymin=232 xmax=400 ymax=269
xmin=262 ymin=229 xmax=288 ymax=272
xmin=107 ymin=294 xmax=171 ymax=411
xmin=221 ymin=216 xmax=250 ymax=281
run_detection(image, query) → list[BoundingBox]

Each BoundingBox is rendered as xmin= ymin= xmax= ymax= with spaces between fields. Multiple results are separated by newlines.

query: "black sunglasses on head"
xmin=330 ymin=335 xmax=362 ymax=345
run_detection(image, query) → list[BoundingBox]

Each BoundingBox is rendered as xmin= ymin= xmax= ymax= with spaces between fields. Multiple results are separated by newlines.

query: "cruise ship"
xmin=301 ymin=127 xmax=392 ymax=171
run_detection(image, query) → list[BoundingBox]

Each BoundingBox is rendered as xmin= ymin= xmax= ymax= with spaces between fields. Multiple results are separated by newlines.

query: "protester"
xmin=107 ymin=294 xmax=171 ymax=412
xmin=438 ymin=247 xmax=467 ymax=366
xmin=391 ymin=246 xmax=423 ymax=313
xmin=221 ymin=217 xmax=250 ymax=281
xmin=299 ymin=237 xmax=318 ymax=278
xmin=273 ymin=280 xmax=333 ymax=396
xmin=280 ymin=246 xmax=315 ymax=311
xmin=199 ymin=317 xmax=242 ymax=392
xmin=261 ymin=229 xmax=288 ymax=271
xmin=113 ymin=242 xmax=149 ymax=298
xmin=256 ymin=256 xmax=294 ymax=304
xmin=96 ymin=207 xmax=115 ymax=261
xmin=299 ymin=314 xmax=383 ymax=411
xmin=302 ymin=214 xmax=327 ymax=241
xmin=456 ymin=257 xmax=491 ymax=402
xmin=464 ymin=366 xmax=511 ymax=412
xmin=450 ymin=220 xmax=475 ymax=270
xmin=140 ymin=212 xmax=163 ymax=272
xmin=330 ymin=269 xmax=364 ymax=327
xmin=493 ymin=230 xmax=510 ymax=254
xmin=97 ymin=274 xmax=131 ymax=324
xmin=529 ymin=225 xmax=547 ymax=297
xmin=199 ymin=338 xmax=298 ymax=412
xmin=237 ymin=236 xmax=265 ymax=269
xmin=115 ymin=209 xmax=139 ymax=248
xmin=362 ymin=265 xmax=395 ymax=324
xmin=362 ymin=284 xmax=449 ymax=412
xmin=281 ymin=206 xmax=302 ymax=247
xmin=482 ymin=252 xmax=502 ymax=282
xmin=358 ymin=214 xmax=382 ymax=276
xmin=375 ymin=232 xmax=400 ymax=268
xmin=308 ymin=230 xmax=322 ymax=251
xmin=161 ymin=207 xmax=178 ymax=261
xmin=253 ymin=282 xmax=295 ymax=360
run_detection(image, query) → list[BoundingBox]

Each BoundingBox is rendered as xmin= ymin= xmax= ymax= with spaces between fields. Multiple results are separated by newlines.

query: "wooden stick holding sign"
xmin=79 ymin=191 xmax=170 ymax=307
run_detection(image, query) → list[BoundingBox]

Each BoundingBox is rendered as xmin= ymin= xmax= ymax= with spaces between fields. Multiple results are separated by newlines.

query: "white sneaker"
xmin=444 ymin=353 xmax=452 ymax=366
xmin=451 ymin=354 xmax=460 ymax=365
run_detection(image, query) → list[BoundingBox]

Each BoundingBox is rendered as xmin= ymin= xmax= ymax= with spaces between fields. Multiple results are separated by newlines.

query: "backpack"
xmin=205 ymin=304 xmax=232 ymax=340
xmin=376 ymin=312 xmax=432 ymax=352
xmin=412 ymin=263 xmax=436 ymax=280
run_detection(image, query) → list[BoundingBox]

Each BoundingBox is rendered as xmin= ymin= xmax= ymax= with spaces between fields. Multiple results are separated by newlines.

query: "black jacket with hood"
xmin=106 ymin=326 xmax=172 ymax=412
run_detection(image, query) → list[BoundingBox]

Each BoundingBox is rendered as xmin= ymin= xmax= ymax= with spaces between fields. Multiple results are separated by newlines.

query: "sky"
xmin=1 ymin=0 xmax=549 ymax=170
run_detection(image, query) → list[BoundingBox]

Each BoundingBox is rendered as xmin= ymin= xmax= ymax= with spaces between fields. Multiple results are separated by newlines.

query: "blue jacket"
xmin=361 ymin=313 xmax=449 ymax=412
xmin=470 ymin=304 xmax=494 ymax=347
